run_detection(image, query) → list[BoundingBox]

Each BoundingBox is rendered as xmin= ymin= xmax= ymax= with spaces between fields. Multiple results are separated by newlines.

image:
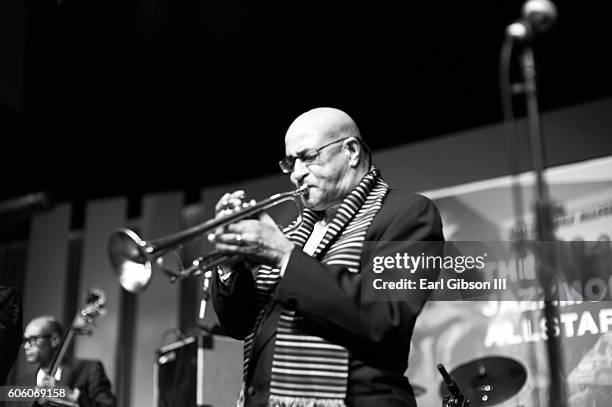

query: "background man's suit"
xmin=15 ymin=358 xmax=116 ymax=407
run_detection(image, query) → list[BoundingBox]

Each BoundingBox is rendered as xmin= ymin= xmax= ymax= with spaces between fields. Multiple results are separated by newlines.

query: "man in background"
xmin=17 ymin=315 xmax=116 ymax=407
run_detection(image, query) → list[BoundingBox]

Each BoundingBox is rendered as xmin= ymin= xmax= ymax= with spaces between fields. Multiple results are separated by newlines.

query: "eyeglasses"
xmin=22 ymin=335 xmax=52 ymax=347
xmin=279 ymin=137 xmax=351 ymax=174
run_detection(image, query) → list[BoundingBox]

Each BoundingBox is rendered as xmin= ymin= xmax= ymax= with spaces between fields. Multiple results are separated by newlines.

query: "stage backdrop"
xmin=409 ymin=155 xmax=612 ymax=407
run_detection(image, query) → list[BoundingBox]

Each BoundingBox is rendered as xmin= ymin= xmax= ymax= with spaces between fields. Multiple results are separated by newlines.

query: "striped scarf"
xmin=239 ymin=166 xmax=389 ymax=407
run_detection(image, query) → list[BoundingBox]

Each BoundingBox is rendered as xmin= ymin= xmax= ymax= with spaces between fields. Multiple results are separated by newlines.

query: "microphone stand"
xmin=195 ymin=267 xmax=214 ymax=407
xmin=518 ymin=44 xmax=567 ymax=407
xmin=164 ymin=258 xmax=215 ymax=407
xmin=437 ymin=364 xmax=470 ymax=407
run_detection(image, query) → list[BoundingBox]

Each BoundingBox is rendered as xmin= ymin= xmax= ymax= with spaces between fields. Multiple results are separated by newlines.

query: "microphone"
xmin=506 ymin=0 xmax=558 ymax=42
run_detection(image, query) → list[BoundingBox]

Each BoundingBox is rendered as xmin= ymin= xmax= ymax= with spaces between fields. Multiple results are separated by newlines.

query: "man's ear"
xmin=50 ymin=332 xmax=62 ymax=348
xmin=344 ymin=137 xmax=362 ymax=168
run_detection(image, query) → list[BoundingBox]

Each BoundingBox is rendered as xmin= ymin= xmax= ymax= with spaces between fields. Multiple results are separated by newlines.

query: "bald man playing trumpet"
xmin=210 ymin=107 xmax=444 ymax=407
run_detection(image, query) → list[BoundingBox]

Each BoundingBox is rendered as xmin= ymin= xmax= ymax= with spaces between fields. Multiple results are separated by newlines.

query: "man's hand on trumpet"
xmin=208 ymin=190 xmax=295 ymax=273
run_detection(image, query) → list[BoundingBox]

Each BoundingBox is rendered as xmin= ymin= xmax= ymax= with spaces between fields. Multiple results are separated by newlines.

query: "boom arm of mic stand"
xmin=520 ymin=47 xmax=548 ymax=206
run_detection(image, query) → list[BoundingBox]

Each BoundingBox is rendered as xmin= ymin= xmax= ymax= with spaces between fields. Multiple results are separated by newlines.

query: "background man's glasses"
xmin=22 ymin=335 xmax=52 ymax=346
xmin=279 ymin=137 xmax=350 ymax=174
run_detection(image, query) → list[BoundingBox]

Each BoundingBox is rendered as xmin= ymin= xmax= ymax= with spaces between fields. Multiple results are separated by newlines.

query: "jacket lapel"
xmin=57 ymin=360 xmax=75 ymax=388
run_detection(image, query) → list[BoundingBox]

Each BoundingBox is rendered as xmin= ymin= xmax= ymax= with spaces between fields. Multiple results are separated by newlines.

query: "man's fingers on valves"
xmin=215 ymin=190 xmax=246 ymax=213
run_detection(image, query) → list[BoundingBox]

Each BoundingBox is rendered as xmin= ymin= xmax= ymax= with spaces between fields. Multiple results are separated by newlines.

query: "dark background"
xmin=1 ymin=0 xmax=611 ymax=213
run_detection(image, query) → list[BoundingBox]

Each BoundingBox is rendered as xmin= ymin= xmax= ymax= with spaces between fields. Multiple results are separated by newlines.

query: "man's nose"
xmin=290 ymin=159 xmax=309 ymax=184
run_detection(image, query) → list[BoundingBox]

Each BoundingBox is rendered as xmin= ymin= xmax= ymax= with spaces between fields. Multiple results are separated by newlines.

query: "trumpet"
xmin=108 ymin=185 xmax=308 ymax=293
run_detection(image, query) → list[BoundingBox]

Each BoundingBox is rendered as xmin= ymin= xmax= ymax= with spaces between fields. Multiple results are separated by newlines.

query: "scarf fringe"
xmin=268 ymin=396 xmax=346 ymax=407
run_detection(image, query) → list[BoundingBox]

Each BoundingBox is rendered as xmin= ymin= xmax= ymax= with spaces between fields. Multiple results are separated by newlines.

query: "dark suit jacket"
xmin=15 ymin=359 xmax=116 ymax=407
xmin=213 ymin=189 xmax=444 ymax=407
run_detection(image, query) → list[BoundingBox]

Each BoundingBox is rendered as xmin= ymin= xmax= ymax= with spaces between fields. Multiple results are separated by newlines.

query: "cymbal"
xmin=439 ymin=356 xmax=527 ymax=406
xmin=412 ymin=384 xmax=426 ymax=397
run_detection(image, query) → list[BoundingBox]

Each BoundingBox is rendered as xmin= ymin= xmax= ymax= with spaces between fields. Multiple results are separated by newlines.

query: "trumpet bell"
xmin=108 ymin=185 xmax=307 ymax=294
xmin=108 ymin=228 xmax=152 ymax=293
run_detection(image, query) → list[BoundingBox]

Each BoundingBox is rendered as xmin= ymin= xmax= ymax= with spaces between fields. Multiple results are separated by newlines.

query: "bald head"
xmin=25 ymin=316 xmax=62 ymax=337
xmin=286 ymin=107 xmax=362 ymax=144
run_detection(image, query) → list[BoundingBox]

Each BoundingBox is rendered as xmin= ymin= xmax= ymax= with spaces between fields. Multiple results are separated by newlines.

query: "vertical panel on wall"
xmin=116 ymin=288 xmax=137 ymax=407
xmin=74 ymin=198 xmax=127 ymax=386
xmin=16 ymin=203 xmax=71 ymax=378
xmin=63 ymin=234 xmax=82 ymax=337
xmin=131 ymin=192 xmax=182 ymax=407
xmin=179 ymin=203 xmax=208 ymax=332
